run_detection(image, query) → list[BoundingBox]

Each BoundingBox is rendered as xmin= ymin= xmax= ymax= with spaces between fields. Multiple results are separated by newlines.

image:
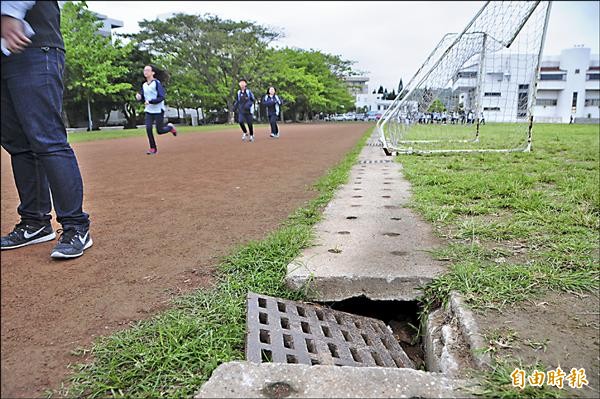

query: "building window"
xmin=483 ymin=107 xmax=501 ymax=111
xmin=586 ymin=73 xmax=600 ymax=80
xmin=518 ymin=84 xmax=529 ymax=90
xmin=572 ymin=92 xmax=578 ymax=107
xmin=575 ymin=69 xmax=580 ymax=74
xmin=484 ymin=92 xmax=501 ymax=97
xmin=456 ymin=71 xmax=477 ymax=79
xmin=584 ymin=99 xmax=600 ymax=106
xmin=536 ymin=99 xmax=557 ymax=106
xmin=539 ymin=74 xmax=566 ymax=81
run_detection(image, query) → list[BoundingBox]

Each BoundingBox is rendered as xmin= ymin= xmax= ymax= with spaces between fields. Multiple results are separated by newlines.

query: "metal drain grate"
xmin=358 ymin=159 xmax=394 ymax=164
xmin=246 ymin=292 xmax=415 ymax=369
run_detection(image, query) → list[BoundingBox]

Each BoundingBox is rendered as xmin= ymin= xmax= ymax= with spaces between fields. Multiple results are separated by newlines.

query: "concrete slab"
xmin=195 ymin=361 xmax=476 ymax=398
xmin=286 ymin=134 xmax=447 ymax=301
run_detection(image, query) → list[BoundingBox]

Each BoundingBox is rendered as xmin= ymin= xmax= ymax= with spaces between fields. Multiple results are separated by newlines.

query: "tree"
xmin=377 ymin=85 xmax=385 ymax=94
xmin=61 ymin=1 xmax=131 ymax=130
xmin=255 ymin=48 xmax=355 ymax=121
xmin=428 ymin=98 xmax=447 ymax=113
xmin=133 ymin=13 xmax=279 ymax=124
xmin=398 ymin=78 xmax=404 ymax=94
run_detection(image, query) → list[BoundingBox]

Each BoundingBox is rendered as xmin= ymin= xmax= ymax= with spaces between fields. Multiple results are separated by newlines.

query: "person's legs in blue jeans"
xmin=145 ymin=112 xmax=157 ymax=150
xmin=1 ymin=47 xmax=90 ymax=256
xmin=269 ymin=114 xmax=279 ymax=135
xmin=155 ymin=111 xmax=173 ymax=135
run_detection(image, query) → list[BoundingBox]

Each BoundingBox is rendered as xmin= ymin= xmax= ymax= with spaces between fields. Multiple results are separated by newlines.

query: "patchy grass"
xmin=61 ymin=128 xmax=372 ymax=398
xmin=399 ymin=123 xmax=598 ymax=398
xmin=397 ymin=123 xmax=599 ymax=312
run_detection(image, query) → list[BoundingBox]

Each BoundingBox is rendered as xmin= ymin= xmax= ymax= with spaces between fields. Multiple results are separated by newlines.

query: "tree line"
xmin=61 ymin=1 xmax=357 ymax=129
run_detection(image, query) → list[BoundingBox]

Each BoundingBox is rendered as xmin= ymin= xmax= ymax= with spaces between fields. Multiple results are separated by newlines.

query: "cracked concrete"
xmin=195 ymin=361 xmax=475 ymax=398
xmin=286 ymin=133 xmax=447 ymax=301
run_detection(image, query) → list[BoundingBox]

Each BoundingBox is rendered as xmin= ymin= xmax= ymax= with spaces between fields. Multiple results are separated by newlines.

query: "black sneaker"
xmin=50 ymin=226 xmax=93 ymax=259
xmin=1 ymin=222 xmax=56 ymax=250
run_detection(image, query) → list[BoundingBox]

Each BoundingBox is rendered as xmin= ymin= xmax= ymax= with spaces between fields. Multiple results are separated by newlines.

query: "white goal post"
xmin=377 ymin=1 xmax=553 ymax=155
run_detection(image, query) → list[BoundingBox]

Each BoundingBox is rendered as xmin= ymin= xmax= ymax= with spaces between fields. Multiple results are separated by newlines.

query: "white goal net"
xmin=377 ymin=1 xmax=553 ymax=154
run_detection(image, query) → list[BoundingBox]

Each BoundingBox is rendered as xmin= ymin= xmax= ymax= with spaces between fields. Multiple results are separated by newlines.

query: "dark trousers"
xmin=145 ymin=111 xmax=172 ymax=149
xmin=268 ymin=113 xmax=279 ymax=134
xmin=238 ymin=112 xmax=254 ymax=136
xmin=1 ymin=47 xmax=89 ymax=229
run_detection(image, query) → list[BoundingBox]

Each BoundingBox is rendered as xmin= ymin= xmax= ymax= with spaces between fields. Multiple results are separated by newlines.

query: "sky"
xmin=86 ymin=1 xmax=600 ymax=93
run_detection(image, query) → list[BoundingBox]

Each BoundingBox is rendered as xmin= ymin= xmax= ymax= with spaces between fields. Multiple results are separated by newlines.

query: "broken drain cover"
xmin=246 ymin=292 xmax=415 ymax=369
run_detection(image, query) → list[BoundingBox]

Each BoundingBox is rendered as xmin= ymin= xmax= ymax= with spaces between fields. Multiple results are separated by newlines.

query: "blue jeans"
xmin=145 ymin=111 xmax=172 ymax=150
xmin=268 ymin=113 xmax=279 ymax=134
xmin=238 ymin=112 xmax=253 ymax=136
xmin=1 ymin=47 xmax=89 ymax=229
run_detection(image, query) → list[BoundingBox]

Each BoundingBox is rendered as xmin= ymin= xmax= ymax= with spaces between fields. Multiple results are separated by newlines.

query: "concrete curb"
xmin=195 ymin=361 xmax=476 ymax=398
xmin=449 ymin=291 xmax=492 ymax=369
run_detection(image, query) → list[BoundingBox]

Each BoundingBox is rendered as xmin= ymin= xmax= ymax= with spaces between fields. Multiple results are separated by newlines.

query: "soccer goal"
xmin=377 ymin=1 xmax=552 ymax=155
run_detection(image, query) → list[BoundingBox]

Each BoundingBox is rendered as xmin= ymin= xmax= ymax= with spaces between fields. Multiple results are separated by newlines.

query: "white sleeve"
xmin=1 ymin=1 xmax=36 ymax=19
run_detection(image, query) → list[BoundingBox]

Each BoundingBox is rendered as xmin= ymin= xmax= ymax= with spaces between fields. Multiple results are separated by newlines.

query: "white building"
xmin=355 ymin=93 xmax=394 ymax=113
xmin=451 ymin=46 xmax=599 ymax=123
xmin=535 ymin=46 xmax=599 ymax=123
xmin=345 ymin=76 xmax=394 ymax=113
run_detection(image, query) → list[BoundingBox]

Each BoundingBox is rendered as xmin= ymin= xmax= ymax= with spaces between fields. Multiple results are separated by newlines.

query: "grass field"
xmin=399 ymin=122 xmax=598 ymax=398
xmin=397 ymin=123 xmax=598 ymax=311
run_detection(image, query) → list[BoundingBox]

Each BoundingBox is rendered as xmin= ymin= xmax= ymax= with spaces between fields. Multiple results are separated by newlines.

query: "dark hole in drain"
xmin=346 ymin=216 xmax=358 ymax=220
xmin=328 ymin=343 xmax=340 ymax=358
xmin=321 ymin=325 xmax=332 ymax=337
xmin=341 ymin=330 xmax=351 ymax=342
xmin=296 ymin=306 xmax=306 ymax=317
xmin=258 ymin=298 xmax=267 ymax=308
xmin=371 ymin=351 xmax=384 ymax=366
xmin=301 ymin=321 xmax=311 ymax=333
xmin=259 ymin=329 xmax=271 ymax=344
xmin=310 ymin=358 xmax=320 ymax=365
xmin=259 ymin=312 xmax=268 ymax=325
xmin=261 ymin=349 xmax=272 ymax=362
xmin=277 ymin=302 xmax=286 ymax=312
xmin=361 ymin=333 xmax=371 ymax=345
xmin=351 ymin=195 xmax=362 ymax=198
xmin=353 ymin=188 xmax=361 ymax=191
xmin=283 ymin=334 xmax=295 ymax=349
xmin=382 ymin=195 xmax=391 ymax=198
xmin=338 ymin=231 xmax=350 ymax=235
xmin=383 ymin=232 xmax=400 ymax=237
xmin=286 ymin=354 xmax=297 ymax=364
xmin=315 ymin=309 xmax=324 ymax=321
xmin=305 ymin=338 xmax=317 ymax=354
xmin=334 ymin=314 xmax=343 ymax=325
xmin=391 ymin=217 xmax=402 ymax=220
xmin=384 ymin=182 xmax=391 ymax=185
xmin=350 ymin=347 xmax=361 ymax=362
xmin=323 ymin=297 xmax=425 ymax=370
xmin=280 ymin=317 xmax=290 ymax=329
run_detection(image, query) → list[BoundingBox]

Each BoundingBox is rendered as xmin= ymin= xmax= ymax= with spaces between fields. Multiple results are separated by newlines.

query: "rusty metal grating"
xmin=358 ymin=159 xmax=394 ymax=164
xmin=246 ymin=292 xmax=415 ymax=369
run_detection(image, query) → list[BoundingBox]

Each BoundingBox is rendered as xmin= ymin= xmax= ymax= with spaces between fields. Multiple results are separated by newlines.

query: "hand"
xmin=1 ymin=16 xmax=31 ymax=54
xmin=135 ymin=93 xmax=142 ymax=101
